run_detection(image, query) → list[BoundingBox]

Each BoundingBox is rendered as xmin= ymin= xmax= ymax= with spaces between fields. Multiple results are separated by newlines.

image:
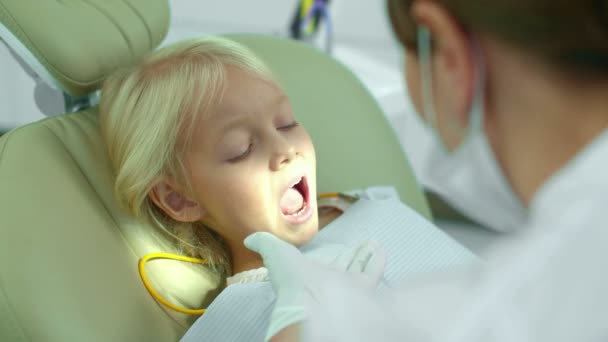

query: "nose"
xmin=269 ymin=136 xmax=297 ymax=171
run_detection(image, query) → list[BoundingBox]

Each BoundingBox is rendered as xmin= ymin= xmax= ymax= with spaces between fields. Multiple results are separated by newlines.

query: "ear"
xmin=149 ymin=180 xmax=205 ymax=223
xmin=411 ymin=0 xmax=476 ymax=147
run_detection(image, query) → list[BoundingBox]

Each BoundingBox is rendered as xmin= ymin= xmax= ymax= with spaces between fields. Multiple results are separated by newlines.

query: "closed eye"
xmin=278 ymin=121 xmax=299 ymax=131
xmin=227 ymin=143 xmax=252 ymax=163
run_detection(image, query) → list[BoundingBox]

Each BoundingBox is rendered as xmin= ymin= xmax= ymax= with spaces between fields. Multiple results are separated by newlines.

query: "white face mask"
xmin=416 ymin=27 xmax=528 ymax=232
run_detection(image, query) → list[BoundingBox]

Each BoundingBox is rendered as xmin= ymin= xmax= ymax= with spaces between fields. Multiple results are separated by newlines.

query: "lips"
xmin=279 ymin=175 xmax=313 ymax=225
xmin=291 ymin=177 xmax=309 ymax=209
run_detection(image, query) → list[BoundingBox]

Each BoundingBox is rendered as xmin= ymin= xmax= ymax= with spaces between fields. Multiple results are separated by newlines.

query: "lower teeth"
xmin=290 ymin=204 xmax=306 ymax=216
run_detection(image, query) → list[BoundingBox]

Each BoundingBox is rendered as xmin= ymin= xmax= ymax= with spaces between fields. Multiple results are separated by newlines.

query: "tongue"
xmin=280 ymin=187 xmax=304 ymax=215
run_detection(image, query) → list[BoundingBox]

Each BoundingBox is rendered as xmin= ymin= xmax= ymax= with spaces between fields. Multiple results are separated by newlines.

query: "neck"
xmin=485 ymin=40 xmax=608 ymax=206
xmin=228 ymin=240 xmax=264 ymax=275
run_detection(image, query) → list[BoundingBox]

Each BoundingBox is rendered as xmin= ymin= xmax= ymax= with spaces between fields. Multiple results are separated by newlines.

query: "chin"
xmin=298 ymin=220 xmax=319 ymax=245
xmin=283 ymin=215 xmax=319 ymax=246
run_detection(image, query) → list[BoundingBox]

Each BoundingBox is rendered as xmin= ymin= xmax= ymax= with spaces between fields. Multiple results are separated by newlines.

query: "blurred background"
xmin=0 ymin=0 xmax=497 ymax=252
xmin=0 ymin=0 xmax=430 ymax=178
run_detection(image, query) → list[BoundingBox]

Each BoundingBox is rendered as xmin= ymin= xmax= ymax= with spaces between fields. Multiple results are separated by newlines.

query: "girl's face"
xmin=186 ymin=67 xmax=318 ymax=248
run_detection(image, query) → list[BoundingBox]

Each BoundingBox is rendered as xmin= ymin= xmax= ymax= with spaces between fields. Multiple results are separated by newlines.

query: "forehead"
xmin=212 ymin=66 xmax=287 ymax=121
xmin=188 ymin=67 xmax=290 ymax=148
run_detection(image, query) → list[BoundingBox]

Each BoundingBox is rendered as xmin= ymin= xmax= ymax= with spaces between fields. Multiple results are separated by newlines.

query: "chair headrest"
xmin=0 ymin=0 xmax=170 ymax=97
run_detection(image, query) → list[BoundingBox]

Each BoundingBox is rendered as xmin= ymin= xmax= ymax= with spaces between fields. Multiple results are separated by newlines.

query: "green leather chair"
xmin=0 ymin=1 xmax=430 ymax=341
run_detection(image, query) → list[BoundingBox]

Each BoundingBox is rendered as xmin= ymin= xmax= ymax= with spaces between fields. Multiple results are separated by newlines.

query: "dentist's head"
xmin=388 ymin=0 xmax=608 ymax=230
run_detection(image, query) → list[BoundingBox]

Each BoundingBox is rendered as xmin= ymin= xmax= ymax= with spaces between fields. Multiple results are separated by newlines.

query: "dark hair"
xmin=387 ymin=0 xmax=608 ymax=73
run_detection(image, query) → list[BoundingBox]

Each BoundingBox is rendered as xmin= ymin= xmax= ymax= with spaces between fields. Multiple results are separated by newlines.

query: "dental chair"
xmin=0 ymin=1 xmax=430 ymax=341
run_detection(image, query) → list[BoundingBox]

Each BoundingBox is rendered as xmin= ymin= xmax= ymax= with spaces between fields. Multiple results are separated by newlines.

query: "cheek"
xmin=196 ymin=168 xmax=272 ymax=234
xmin=190 ymin=162 xmax=246 ymax=215
xmin=298 ymin=129 xmax=316 ymax=161
xmin=221 ymin=174 xmax=278 ymax=237
xmin=202 ymin=170 xmax=262 ymax=211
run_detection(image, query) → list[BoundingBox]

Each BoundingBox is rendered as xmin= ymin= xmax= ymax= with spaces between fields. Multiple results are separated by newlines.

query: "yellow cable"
xmin=140 ymin=193 xmax=346 ymax=314
xmin=138 ymin=252 xmax=209 ymax=315
xmin=318 ymin=192 xmax=339 ymax=199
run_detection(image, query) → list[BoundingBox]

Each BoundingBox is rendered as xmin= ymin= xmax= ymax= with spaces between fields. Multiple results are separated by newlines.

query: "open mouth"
xmin=279 ymin=176 xmax=313 ymax=224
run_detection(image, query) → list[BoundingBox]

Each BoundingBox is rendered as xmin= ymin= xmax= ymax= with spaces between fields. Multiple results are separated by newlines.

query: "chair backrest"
xmin=0 ymin=2 xmax=430 ymax=341
xmin=0 ymin=0 xmax=170 ymax=114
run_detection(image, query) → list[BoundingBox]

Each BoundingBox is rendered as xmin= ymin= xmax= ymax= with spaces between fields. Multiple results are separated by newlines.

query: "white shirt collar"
xmin=226 ymin=267 xmax=269 ymax=286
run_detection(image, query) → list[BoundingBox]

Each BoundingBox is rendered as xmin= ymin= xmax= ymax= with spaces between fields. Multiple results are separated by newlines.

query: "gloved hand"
xmin=244 ymin=232 xmax=386 ymax=341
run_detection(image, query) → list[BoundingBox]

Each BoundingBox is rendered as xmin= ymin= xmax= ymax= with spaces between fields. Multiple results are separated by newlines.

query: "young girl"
xmin=99 ymin=36 xmax=348 ymax=304
xmin=99 ymin=38 xmax=473 ymax=340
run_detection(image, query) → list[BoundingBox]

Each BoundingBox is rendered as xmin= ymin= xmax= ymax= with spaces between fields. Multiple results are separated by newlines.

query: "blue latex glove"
xmin=244 ymin=232 xmax=386 ymax=341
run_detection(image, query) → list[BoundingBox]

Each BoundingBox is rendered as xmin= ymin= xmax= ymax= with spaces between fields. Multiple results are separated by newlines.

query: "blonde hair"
xmin=99 ymin=36 xmax=275 ymax=278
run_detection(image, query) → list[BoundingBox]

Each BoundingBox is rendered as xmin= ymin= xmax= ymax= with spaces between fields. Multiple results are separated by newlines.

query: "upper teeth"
xmin=290 ymin=177 xmax=302 ymax=188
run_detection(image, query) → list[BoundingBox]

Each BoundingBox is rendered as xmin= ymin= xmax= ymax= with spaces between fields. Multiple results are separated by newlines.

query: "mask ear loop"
xmin=417 ymin=26 xmax=461 ymax=149
xmin=139 ymin=252 xmax=210 ymax=315
xmin=417 ymin=26 xmax=439 ymax=133
xmin=416 ymin=26 xmax=487 ymax=149
xmin=468 ymin=38 xmax=486 ymax=136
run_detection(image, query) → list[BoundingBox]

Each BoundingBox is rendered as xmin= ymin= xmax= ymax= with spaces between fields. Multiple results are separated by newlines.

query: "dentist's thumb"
xmin=245 ymin=232 xmax=308 ymax=341
xmin=244 ymin=232 xmax=268 ymax=253
xmin=245 ymin=232 xmax=283 ymax=256
xmin=245 ymin=232 xmax=302 ymax=267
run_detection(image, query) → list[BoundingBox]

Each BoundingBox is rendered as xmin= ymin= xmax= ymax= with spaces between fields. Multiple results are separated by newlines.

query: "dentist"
xmin=246 ymin=0 xmax=608 ymax=340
